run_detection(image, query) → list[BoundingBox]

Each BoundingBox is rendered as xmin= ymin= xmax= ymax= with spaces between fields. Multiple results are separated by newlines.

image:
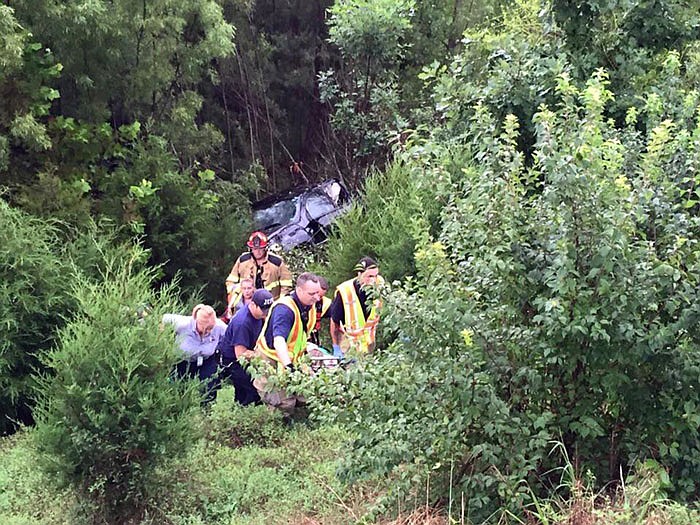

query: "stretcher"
xmin=307 ymin=343 xmax=341 ymax=372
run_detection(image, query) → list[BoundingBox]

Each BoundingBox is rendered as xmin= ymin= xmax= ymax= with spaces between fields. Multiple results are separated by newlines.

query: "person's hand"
xmin=332 ymin=344 xmax=344 ymax=359
xmin=286 ymin=363 xmax=296 ymax=373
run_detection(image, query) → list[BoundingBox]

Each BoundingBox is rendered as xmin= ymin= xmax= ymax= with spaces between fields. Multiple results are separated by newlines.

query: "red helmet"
xmin=246 ymin=231 xmax=268 ymax=249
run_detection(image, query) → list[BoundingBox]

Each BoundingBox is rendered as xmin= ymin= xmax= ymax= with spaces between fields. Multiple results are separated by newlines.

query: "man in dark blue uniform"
xmin=217 ymin=289 xmax=273 ymax=405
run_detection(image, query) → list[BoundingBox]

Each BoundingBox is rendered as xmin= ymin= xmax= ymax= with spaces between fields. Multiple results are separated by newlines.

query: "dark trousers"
xmin=220 ymin=355 xmax=260 ymax=406
xmin=174 ymin=354 xmax=219 ymax=404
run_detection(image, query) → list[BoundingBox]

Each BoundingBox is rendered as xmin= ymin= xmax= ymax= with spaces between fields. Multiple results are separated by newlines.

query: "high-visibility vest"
xmin=315 ymin=296 xmax=332 ymax=325
xmin=309 ymin=296 xmax=333 ymax=346
xmin=255 ymin=295 xmax=317 ymax=364
xmin=335 ymin=278 xmax=381 ymax=353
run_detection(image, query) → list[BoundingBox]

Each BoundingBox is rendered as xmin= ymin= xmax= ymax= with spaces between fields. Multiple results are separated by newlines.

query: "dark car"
xmin=252 ymin=180 xmax=351 ymax=251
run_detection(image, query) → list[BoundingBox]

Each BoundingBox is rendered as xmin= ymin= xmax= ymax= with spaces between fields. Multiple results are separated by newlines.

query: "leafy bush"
xmin=32 ymin=241 xmax=201 ymax=523
xmin=303 ymin=70 xmax=700 ymax=521
xmin=0 ymin=200 xmax=73 ymax=434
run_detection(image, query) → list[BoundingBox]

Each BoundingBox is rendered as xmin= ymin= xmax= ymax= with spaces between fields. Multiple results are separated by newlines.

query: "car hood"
xmin=267 ymin=223 xmax=312 ymax=251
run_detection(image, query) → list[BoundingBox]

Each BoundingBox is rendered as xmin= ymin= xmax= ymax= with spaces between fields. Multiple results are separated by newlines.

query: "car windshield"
xmin=305 ymin=193 xmax=336 ymax=219
xmin=253 ymin=197 xmax=298 ymax=230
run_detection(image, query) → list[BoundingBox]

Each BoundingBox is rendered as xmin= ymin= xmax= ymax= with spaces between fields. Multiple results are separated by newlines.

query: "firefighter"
xmin=225 ymin=231 xmax=293 ymax=317
xmin=330 ymin=257 xmax=382 ymax=357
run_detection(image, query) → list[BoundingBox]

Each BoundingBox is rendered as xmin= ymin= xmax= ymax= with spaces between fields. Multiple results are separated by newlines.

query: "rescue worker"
xmin=254 ymin=272 xmax=322 ymax=413
xmin=217 ymin=289 xmax=273 ymax=406
xmin=224 ymin=231 xmax=293 ymax=317
xmin=309 ymin=275 xmax=332 ymax=347
xmin=163 ymin=304 xmax=227 ymax=403
xmin=330 ymin=257 xmax=382 ymax=357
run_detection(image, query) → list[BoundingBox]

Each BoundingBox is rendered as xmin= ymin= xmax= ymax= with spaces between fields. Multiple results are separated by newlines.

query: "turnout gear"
xmin=335 ymin=278 xmax=381 ymax=354
xmin=226 ymin=252 xmax=293 ymax=307
xmin=255 ymin=295 xmax=317 ymax=366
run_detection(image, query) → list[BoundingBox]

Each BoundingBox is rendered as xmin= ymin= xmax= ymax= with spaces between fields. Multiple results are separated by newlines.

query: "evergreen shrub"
xmin=323 ymin=159 xmax=445 ymax=287
xmin=33 ymin=241 xmax=201 ymax=524
xmin=0 ymin=200 xmax=72 ymax=434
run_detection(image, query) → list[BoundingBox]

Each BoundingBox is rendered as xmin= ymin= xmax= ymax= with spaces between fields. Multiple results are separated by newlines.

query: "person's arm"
xmin=234 ymin=344 xmax=256 ymax=360
xmin=232 ymin=323 xmax=256 ymax=360
xmin=330 ymin=319 xmax=343 ymax=346
xmin=329 ymin=294 xmax=345 ymax=356
xmin=216 ymin=321 xmax=236 ymax=356
xmin=273 ymin=336 xmax=293 ymax=366
xmin=330 ymin=320 xmax=345 ymax=358
xmin=161 ymin=314 xmax=188 ymax=332
xmin=270 ymin=305 xmax=294 ymax=367
xmin=278 ymin=261 xmax=293 ymax=296
xmin=225 ymin=258 xmax=242 ymax=306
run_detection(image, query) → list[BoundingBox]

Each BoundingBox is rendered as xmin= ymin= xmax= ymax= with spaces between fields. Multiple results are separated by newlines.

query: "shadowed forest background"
xmin=3 ymin=0 xmax=700 ymax=523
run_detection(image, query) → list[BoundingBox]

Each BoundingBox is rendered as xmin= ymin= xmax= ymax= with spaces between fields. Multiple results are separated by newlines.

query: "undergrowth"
xmin=1 ymin=395 xmax=698 ymax=524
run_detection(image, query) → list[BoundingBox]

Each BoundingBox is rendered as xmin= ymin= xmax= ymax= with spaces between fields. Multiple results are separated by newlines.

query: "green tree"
xmin=0 ymin=200 xmax=72 ymax=435
xmin=0 ymin=6 xmax=60 ymax=171
xmin=322 ymin=147 xmax=450 ymax=286
xmin=33 ymin=240 xmax=201 ymax=523
xmin=320 ymin=0 xmax=414 ymax=182
xmin=549 ymin=0 xmax=700 ymax=120
xmin=12 ymin=0 xmax=234 ymax=126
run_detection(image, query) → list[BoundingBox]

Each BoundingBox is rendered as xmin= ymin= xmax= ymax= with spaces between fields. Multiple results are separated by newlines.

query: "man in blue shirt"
xmin=163 ymin=304 xmax=227 ymax=403
xmin=254 ymin=273 xmax=322 ymax=415
xmin=217 ymin=289 xmax=273 ymax=405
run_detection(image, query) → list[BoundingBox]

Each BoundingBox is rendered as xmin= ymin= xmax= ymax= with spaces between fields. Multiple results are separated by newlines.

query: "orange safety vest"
xmin=255 ymin=295 xmax=317 ymax=365
xmin=335 ymin=278 xmax=381 ymax=353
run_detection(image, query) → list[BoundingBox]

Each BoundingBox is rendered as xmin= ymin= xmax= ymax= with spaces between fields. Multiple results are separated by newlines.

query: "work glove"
xmin=332 ymin=344 xmax=344 ymax=359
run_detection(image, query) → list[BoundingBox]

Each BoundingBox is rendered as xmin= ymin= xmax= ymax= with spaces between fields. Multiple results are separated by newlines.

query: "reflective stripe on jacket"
xmin=336 ymin=278 xmax=380 ymax=353
xmin=255 ymin=295 xmax=317 ymax=364
xmin=226 ymin=252 xmax=293 ymax=306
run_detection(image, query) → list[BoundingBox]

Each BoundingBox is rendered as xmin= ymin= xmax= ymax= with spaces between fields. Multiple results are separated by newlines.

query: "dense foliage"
xmin=33 ymin=241 xmax=201 ymax=523
xmin=0 ymin=201 xmax=72 ymax=434
xmin=5 ymin=0 xmax=700 ymax=522
xmin=306 ymin=19 xmax=700 ymax=522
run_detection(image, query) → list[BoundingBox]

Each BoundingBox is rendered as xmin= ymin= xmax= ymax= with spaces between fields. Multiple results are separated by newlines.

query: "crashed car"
xmin=252 ymin=179 xmax=351 ymax=251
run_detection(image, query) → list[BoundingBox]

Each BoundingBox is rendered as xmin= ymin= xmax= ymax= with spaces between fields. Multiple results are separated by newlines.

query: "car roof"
xmin=251 ymin=180 xmax=344 ymax=211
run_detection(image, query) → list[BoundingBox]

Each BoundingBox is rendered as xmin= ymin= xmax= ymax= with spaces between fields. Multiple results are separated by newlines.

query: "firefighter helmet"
xmin=246 ymin=231 xmax=269 ymax=249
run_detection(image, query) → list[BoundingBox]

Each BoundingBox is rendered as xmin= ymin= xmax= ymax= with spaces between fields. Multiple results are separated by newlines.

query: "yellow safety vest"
xmin=335 ymin=278 xmax=381 ymax=353
xmin=256 ymin=295 xmax=317 ymax=364
xmin=317 ymin=296 xmax=332 ymax=319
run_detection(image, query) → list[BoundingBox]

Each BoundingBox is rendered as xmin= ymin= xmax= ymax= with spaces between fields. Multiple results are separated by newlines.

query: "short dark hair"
xmin=296 ymin=272 xmax=320 ymax=288
xmin=317 ymin=275 xmax=329 ymax=291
